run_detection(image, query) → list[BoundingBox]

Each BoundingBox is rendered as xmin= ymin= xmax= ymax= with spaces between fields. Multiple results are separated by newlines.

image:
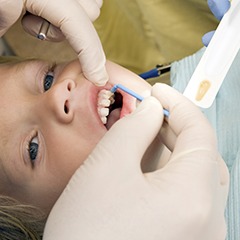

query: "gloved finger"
xmin=75 ymin=0 xmax=103 ymax=22
xmin=0 ymin=0 xmax=23 ymax=37
xmin=25 ymin=0 xmax=108 ymax=86
xmin=202 ymin=30 xmax=215 ymax=47
xmin=21 ymin=15 xmax=65 ymax=42
xmin=208 ymin=0 xmax=231 ymax=20
xmin=151 ymin=83 xmax=217 ymax=158
xmin=88 ymin=96 xmax=163 ymax=173
xmin=95 ymin=0 xmax=103 ymax=8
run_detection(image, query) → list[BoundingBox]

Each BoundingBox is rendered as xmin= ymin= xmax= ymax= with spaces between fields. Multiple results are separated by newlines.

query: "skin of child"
xmin=0 ymin=58 xmax=152 ymax=213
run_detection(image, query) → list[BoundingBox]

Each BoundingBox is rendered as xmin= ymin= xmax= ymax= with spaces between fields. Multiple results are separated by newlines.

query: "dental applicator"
xmin=110 ymin=84 xmax=169 ymax=117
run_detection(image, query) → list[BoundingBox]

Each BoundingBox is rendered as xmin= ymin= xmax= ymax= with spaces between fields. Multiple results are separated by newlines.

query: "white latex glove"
xmin=0 ymin=0 xmax=107 ymax=86
xmin=43 ymin=84 xmax=229 ymax=240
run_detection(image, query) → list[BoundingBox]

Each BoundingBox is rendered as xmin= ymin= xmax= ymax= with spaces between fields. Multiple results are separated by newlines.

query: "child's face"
xmin=0 ymin=59 xmax=150 ymax=212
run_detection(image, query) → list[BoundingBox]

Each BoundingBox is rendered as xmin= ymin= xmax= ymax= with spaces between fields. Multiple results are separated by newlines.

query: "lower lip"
xmin=117 ymin=89 xmax=136 ymax=118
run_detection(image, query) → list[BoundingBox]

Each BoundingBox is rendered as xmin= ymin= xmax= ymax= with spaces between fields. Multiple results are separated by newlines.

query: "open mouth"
xmin=97 ymin=89 xmax=123 ymax=130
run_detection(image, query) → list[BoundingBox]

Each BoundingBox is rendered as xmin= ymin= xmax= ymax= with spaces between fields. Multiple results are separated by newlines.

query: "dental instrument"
xmin=111 ymin=84 xmax=144 ymax=101
xmin=183 ymin=0 xmax=240 ymax=108
xmin=110 ymin=84 xmax=169 ymax=117
xmin=139 ymin=64 xmax=171 ymax=80
xmin=37 ymin=20 xmax=50 ymax=40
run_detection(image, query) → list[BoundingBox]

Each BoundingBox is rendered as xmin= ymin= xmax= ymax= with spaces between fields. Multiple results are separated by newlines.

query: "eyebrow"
xmin=0 ymin=153 xmax=13 ymax=194
xmin=0 ymin=123 xmax=16 ymax=187
xmin=12 ymin=60 xmax=48 ymax=94
xmin=0 ymin=116 xmax=12 ymax=150
xmin=0 ymin=128 xmax=26 ymax=194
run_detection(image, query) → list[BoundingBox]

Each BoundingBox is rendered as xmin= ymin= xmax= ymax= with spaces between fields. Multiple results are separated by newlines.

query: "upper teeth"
xmin=97 ymin=89 xmax=115 ymax=124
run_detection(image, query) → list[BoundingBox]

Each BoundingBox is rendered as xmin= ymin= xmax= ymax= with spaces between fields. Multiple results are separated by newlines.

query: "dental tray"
xmin=183 ymin=0 xmax=240 ymax=108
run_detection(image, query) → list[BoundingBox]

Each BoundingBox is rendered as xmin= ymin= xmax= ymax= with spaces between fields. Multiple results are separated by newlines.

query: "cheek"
xmin=37 ymin=147 xmax=86 ymax=210
xmin=47 ymin=129 xmax=104 ymax=176
xmin=31 ymin=128 xmax=106 ymax=211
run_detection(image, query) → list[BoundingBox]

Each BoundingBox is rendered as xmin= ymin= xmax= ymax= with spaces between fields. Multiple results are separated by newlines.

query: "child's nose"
xmin=44 ymin=79 xmax=76 ymax=123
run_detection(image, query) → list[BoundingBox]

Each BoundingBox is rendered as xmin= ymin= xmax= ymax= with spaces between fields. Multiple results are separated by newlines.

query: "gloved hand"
xmin=202 ymin=0 xmax=231 ymax=46
xmin=0 ymin=0 xmax=107 ymax=86
xmin=43 ymin=83 xmax=229 ymax=240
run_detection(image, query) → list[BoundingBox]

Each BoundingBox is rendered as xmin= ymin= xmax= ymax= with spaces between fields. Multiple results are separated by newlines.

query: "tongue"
xmin=105 ymin=91 xmax=136 ymax=130
xmin=106 ymin=108 xmax=121 ymax=130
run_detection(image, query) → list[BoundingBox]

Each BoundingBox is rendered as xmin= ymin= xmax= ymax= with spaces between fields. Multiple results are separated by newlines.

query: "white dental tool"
xmin=183 ymin=0 xmax=240 ymax=108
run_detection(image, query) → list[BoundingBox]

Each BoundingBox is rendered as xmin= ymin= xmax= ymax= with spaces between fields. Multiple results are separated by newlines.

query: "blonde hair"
xmin=0 ymin=195 xmax=46 ymax=240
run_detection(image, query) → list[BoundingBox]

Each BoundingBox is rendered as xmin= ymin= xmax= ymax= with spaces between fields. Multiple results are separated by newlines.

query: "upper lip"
xmin=116 ymin=88 xmax=137 ymax=119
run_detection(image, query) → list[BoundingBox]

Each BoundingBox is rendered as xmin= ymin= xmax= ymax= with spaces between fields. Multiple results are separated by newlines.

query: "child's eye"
xmin=43 ymin=72 xmax=54 ymax=92
xmin=29 ymin=136 xmax=39 ymax=162
xmin=43 ymin=63 xmax=56 ymax=92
